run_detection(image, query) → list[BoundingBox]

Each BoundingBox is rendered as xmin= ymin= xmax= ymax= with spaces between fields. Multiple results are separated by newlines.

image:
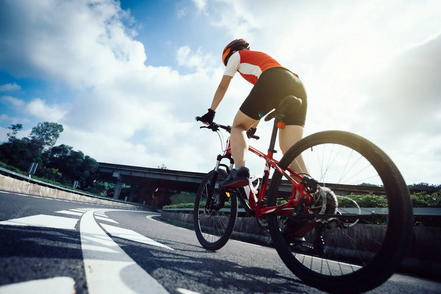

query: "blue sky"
xmin=1 ymin=0 xmax=441 ymax=185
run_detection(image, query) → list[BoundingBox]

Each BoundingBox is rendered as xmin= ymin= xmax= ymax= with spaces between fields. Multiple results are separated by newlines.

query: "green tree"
xmin=0 ymin=137 xmax=43 ymax=172
xmin=0 ymin=121 xmax=99 ymax=192
xmin=45 ymin=144 xmax=99 ymax=189
xmin=30 ymin=122 xmax=64 ymax=148
xmin=6 ymin=123 xmax=23 ymax=141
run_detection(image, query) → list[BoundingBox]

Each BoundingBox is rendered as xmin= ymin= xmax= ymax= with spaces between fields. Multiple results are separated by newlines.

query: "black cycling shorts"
xmin=239 ymin=67 xmax=307 ymax=126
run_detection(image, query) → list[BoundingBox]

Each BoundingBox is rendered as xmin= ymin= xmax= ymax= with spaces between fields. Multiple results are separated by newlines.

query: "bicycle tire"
xmin=266 ymin=130 xmax=413 ymax=293
xmin=194 ymin=169 xmax=238 ymax=250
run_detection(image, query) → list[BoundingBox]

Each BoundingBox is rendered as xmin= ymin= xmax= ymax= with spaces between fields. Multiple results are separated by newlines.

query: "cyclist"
xmin=198 ymin=39 xmax=308 ymax=188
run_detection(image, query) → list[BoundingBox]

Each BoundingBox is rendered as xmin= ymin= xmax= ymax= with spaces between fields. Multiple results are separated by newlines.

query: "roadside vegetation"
xmin=165 ymin=190 xmax=441 ymax=209
xmin=0 ymin=122 xmax=111 ymax=196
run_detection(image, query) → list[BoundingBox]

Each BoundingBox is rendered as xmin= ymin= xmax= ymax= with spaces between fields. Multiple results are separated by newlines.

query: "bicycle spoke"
xmin=194 ymin=169 xmax=238 ymax=250
xmin=267 ymin=131 xmax=413 ymax=293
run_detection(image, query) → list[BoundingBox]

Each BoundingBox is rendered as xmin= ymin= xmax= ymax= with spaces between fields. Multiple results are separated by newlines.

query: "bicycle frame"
xmin=212 ymin=120 xmax=313 ymax=219
xmin=197 ymin=115 xmax=414 ymax=292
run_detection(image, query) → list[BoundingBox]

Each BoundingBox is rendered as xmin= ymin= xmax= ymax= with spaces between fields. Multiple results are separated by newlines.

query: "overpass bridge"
xmin=98 ymin=162 xmax=206 ymax=205
xmin=97 ymin=162 xmax=392 ymax=206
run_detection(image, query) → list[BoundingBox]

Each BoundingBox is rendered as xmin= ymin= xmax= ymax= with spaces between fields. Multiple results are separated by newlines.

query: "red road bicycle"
xmin=194 ymin=96 xmax=413 ymax=293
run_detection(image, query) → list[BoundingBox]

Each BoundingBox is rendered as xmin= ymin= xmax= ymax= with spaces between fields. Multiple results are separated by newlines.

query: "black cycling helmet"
xmin=222 ymin=39 xmax=250 ymax=66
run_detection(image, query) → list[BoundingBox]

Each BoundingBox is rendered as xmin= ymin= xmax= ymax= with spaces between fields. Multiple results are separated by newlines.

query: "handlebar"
xmin=195 ymin=116 xmax=259 ymax=140
xmin=196 ymin=116 xmax=231 ymax=132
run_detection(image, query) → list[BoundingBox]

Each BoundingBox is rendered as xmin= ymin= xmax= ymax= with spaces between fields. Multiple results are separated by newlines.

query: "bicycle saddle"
xmin=264 ymin=95 xmax=302 ymax=122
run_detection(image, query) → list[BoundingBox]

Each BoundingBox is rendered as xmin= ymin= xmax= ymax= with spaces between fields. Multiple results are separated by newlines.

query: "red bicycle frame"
xmin=221 ymin=126 xmax=313 ymax=219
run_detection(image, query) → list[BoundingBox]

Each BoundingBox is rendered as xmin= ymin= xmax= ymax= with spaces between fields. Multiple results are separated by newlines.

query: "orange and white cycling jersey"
xmin=224 ymin=50 xmax=284 ymax=85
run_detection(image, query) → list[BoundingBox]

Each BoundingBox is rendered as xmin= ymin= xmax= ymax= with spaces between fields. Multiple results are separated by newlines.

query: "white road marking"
xmin=0 ymin=214 xmax=78 ymax=230
xmin=55 ymin=209 xmax=84 ymax=216
xmin=145 ymin=215 xmax=190 ymax=232
xmin=0 ymin=277 xmax=75 ymax=294
xmin=1 ymin=208 xmax=172 ymax=293
xmin=80 ymin=210 xmax=169 ymax=294
xmin=101 ymin=223 xmax=173 ymax=250
xmin=95 ymin=215 xmax=119 ymax=224
xmin=70 ymin=208 xmax=90 ymax=212
xmin=93 ymin=212 xmax=108 ymax=218
xmin=177 ymin=288 xmax=201 ymax=294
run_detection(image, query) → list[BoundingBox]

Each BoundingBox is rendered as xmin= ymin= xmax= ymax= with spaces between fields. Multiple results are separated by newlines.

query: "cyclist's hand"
xmin=197 ymin=109 xmax=215 ymax=125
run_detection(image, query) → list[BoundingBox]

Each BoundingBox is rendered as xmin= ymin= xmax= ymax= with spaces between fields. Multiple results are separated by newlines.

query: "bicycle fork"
xmin=206 ymin=153 xmax=235 ymax=210
xmin=214 ymin=153 xmax=234 ymax=173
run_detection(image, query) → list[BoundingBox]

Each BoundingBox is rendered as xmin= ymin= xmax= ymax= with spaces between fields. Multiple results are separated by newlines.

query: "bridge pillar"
xmin=113 ymin=178 xmax=123 ymax=200
xmin=112 ymin=171 xmax=124 ymax=200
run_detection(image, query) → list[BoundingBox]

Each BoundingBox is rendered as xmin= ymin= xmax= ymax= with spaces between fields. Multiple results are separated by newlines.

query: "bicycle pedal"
xmin=222 ymin=187 xmax=236 ymax=193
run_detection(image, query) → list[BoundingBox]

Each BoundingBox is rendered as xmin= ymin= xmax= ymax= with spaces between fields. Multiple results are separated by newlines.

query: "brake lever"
xmin=198 ymin=123 xmax=219 ymax=132
xmin=209 ymin=123 xmax=219 ymax=131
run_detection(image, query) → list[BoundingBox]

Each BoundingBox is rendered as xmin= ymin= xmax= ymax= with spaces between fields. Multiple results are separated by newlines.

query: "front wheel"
xmin=267 ymin=131 xmax=413 ymax=293
xmin=193 ymin=169 xmax=238 ymax=250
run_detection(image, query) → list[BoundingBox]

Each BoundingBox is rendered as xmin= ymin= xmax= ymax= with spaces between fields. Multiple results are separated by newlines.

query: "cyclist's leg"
xmin=277 ymin=73 xmax=308 ymax=175
xmin=230 ymin=110 xmax=259 ymax=168
xmin=279 ymin=125 xmax=308 ymax=175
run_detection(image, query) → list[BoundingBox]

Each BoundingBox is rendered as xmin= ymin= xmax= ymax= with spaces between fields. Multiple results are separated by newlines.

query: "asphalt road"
xmin=0 ymin=191 xmax=439 ymax=294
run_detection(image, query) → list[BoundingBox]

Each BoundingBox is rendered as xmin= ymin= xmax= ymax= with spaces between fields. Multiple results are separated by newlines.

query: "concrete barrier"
xmin=161 ymin=209 xmax=441 ymax=279
xmin=0 ymin=174 xmax=146 ymax=210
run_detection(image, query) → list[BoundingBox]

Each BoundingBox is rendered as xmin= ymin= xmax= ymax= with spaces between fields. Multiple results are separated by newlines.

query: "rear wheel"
xmin=194 ymin=169 xmax=238 ymax=250
xmin=267 ymin=131 xmax=413 ymax=293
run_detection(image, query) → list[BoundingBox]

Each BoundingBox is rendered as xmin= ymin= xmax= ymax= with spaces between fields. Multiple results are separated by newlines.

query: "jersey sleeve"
xmin=223 ymin=52 xmax=240 ymax=77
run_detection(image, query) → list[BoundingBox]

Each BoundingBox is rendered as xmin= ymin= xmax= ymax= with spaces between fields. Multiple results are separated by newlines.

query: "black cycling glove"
xmin=199 ymin=109 xmax=215 ymax=124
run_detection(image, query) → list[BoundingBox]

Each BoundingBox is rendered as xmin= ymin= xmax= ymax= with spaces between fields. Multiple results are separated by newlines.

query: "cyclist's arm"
xmin=210 ymin=75 xmax=233 ymax=111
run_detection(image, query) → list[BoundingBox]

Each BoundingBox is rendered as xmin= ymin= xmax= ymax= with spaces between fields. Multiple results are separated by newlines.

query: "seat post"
xmin=268 ymin=118 xmax=280 ymax=154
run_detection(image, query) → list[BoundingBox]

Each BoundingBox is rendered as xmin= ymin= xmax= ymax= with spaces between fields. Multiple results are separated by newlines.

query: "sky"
xmin=0 ymin=0 xmax=440 ymax=185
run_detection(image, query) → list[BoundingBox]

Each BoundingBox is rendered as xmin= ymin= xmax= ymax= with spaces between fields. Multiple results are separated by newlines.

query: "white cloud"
xmin=0 ymin=0 xmax=146 ymax=88
xmin=0 ymin=83 xmax=21 ymax=92
xmin=1 ymin=96 xmax=25 ymax=108
xmin=176 ymin=46 xmax=216 ymax=74
xmin=195 ymin=0 xmax=441 ymax=184
xmin=192 ymin=0 xmax=207 ymax=12
xmin=354 ymin=33 xmax=441 ymax=184
xmin=0 ymin=114 xmax=9 ymax=122
xmin=1 ymin=0 xmax=441 ymax=184
xmin=25 ymin=98 xmax=68 ymax=122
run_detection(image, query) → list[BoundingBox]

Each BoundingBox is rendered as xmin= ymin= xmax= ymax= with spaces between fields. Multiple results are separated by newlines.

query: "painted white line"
xmin=145 ymin=215 xmax=191 ymax=232
xmin=101 ymin=223 xmax=173 ymax=250
xmin=55 ymin=209 xmax=84 ymax=216
xmin=94 ymin=212 xmax=108 ymax=218
xmin=0 ymin=215 xmax=78 ymax=230
xmin=95 ymin=215 xmax=119 ymax=224
xmin=80 ymin=210 xmax=169 ymax=294
xmin=177 ymin=288 xmax=201 ymax=294
xmin=70 ymin=208 xmax=90 ymax=212
xmin=0 ymin=277 xmax=75 ymax=294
